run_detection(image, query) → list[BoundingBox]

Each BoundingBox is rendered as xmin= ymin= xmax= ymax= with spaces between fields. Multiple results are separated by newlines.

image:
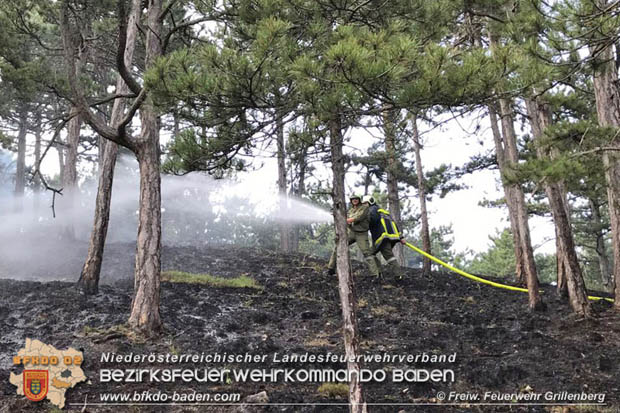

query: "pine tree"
xmin=0 ymin=1 xmax=50 ymax=212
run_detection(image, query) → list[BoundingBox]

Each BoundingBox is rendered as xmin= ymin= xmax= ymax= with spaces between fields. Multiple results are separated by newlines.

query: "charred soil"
xmin=1 ymin=243 xmax=619 ymax=413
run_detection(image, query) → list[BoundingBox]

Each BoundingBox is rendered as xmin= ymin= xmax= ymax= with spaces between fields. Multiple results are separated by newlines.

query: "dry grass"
xmin=162 ymin=270 xmax=262 ymax=290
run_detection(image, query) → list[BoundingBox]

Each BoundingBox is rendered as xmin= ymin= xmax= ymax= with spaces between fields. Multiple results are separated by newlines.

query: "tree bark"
xmin=289 ymin=143 xmax=308 ymax=252
xmin=62 ymin=109 xmax=82 ymax=239
xmin=589 ymin=198 xmax=612 ymax=289
xmin=14 ymin=106 xmax=28 ymax=212
xmin=553 ymin=158 xmax=570 ymax=298
xmin=411 ymin=114 xmax=431 ymax=275
xmin=56 ymin=137 xmax=65 ymax=183
xmin=556 ymin=180 xmax=571 ymax=298
xmin=33 ymin=112 xmax=42 ymax=209
xmin=62 ymin=18 xmax=87 ymax=238
xmin=491 ymin=98 xmax=543 ymax=311
xmin=62 ymin=111 xmax=81 ymax=192
xmin=78 ymin=139 xmax=118 ymax=295
xmin=78 ymin=0 xmax=141 ymax=295
xmin=276 ymin=113 xmax=292 ymax=252
xmin=590 ymin=31 xmax=620 ymax=311
xmin=546 ymin=184 xmax=591 ymax=315
xmin=128 ymin=127 xmax=163 ymax=333
xmin=555 ymin=234 xmax=568 ymax=297
xmin=488 ymin=103 xmax=526 ymax=284
xmin=329 ymin=115 xmax=367 ymax=413
xmin=383 ymin=109 xmax=404 ymax=266
xmin=526 ymin=96 xmax=590 ymax=316
xmin=127 ymin=0 xmax=163 ymax=334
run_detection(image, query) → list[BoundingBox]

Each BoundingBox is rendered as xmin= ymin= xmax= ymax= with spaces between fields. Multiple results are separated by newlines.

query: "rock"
xmin=245 ymin=391 xmax=269 ymax=403
xmin=234 ymin=391 xmax=269 ymax=413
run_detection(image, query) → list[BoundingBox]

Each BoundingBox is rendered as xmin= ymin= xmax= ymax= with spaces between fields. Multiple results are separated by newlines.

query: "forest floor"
xmin=0 ymin=241 xmax=619 ymax=413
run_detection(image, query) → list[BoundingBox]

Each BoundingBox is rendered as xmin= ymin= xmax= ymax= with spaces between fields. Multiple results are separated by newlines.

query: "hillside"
xmin=1 ymin=243 xmax=618 ymax=412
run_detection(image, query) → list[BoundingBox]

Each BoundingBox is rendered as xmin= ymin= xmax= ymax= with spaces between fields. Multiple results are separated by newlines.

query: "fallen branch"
xmin=30 ymin=114 xmax=76 ymax=218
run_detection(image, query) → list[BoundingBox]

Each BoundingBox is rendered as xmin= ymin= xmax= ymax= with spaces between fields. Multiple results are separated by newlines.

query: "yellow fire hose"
xmin=404 ymin=242 xmax=614 ymax=303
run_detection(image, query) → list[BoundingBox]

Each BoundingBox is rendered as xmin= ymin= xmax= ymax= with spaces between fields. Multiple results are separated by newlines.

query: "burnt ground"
xmin=0 ymin=242 xmax=619 ymax=413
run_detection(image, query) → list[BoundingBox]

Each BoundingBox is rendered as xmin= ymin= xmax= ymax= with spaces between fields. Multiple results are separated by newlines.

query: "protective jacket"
xmin=368 ymin=205 xmax=402 ymax=249
xmin=327 ymin=202 xmax=379 ymax=276
xmin=348 ymin=203 xmax=370 ymax=232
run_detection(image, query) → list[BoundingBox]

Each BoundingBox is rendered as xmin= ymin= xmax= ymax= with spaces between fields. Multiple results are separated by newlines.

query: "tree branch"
xmin=116 ymin=0 xmax=143 ymax=95
xmin=163 ymin=17 xmax=212 ymax=53
xmin=30 ymin=116 xmax=73 ymax=218
xmin=159 ymin=0 xmax=179 ymax=22
xmin=117 ymin=88 xmax=148 ymax=132
xmin=90 ymin=92 xmax=138 ymax=107
xmin=60 ymin=0 xmax=135 ymax=151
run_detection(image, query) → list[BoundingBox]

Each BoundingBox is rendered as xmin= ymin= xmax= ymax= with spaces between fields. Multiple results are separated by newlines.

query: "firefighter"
xmin=363 ymin=195 xmax=406 ymax=279
xmin=327 ymin=194 xmax=380 ymax=276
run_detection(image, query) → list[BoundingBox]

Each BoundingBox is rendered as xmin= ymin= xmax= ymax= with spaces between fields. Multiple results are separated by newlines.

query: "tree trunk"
xmin=62 ymin=111 xmax=81 ymax=191
xmin=411 ymin=114 xmax=431 ymax=275
xmin=556 ymin=173 xmax=570 ymax=298
xmin=590 ymin=34 xmax=620 ymax=311
xmin=128 ymin=129 xmax=162 ymax=333
xmin=62 ymin=22 xmax=87 ymax=237
xmin=383 ymin=109 xmax=404 ymax=266
xmin=589 ymin=198 xmax=612 ymax=289
xmin=547 ymin=184 xmax=591 ymax=315
xmin=289 ymin=143 xmax=308 ymax=252
xmin=488 ymin=103 xmax=526 ymax=284
xmin=511 ymin=184 xmax=544 ymax=311
xmin=277 ymin=113 xmax=292 ymax=252
xmin=78 ymin=140 xmax=118 ymax=295
xmin=78 ymin=0 xmax=141 ymax=295
xmin=555 ymin=234 xmax=568 ymax=297
xmin=526 ymin=97 xmax=590 ymax=315
xmin=62 ymin=110 xmax=82 ymax=239
xmin=127 ymin=0 xmax=163 ymax=334
xmin=329 ymin=115 xmax=367 ymax=413
xmin=496 ymin=98 xmax=543 ymax=311
xmin=33 ymin=113 xmax=42 ymax=209
xmin=56 ymin=137 xmax=65 ymax=183
xmin=14 ymin=107 xmax=27 ymax=212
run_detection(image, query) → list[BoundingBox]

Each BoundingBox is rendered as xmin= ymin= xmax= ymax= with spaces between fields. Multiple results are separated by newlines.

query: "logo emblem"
xmin=23 ymin=370 xmax=48 ymax=402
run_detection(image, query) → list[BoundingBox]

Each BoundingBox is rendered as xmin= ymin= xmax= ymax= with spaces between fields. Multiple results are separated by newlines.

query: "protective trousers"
xmin=328 ymin=230 xmax=380 ymax=276
xmin=375 ymin=241 xmax=402 ymax=279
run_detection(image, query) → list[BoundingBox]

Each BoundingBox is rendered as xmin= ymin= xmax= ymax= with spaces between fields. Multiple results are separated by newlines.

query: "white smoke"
xmin=0 ymin=155 xmax=332 ymax=280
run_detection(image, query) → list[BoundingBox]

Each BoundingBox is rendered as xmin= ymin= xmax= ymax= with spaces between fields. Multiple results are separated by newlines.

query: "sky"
xmin=409 ymin=117 xmax=555 ymax=255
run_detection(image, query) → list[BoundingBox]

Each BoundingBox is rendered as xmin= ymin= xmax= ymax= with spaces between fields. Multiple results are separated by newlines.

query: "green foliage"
xmin=404 ymin=224 xmax=469 ymax=269
xmin=0 ymin=131 xmax=10 ymax=149
xmin=145 ymin=0 xmax=520 ymax=180
xmin=162 ymin=129 xmax=247 ymax=175
xmin=0 ymin=0 xmax=57 ymax=121
xmin=467 ymin=228 xmax=517 ymax=279
xmin=571 ymin=199 xmax=613 ymax=292
xmin=466 ymin=228 xmax=557 ymax=283
xmin=534 ymin=253 xmax=557 ymax=285
xmin=424 ymin=164 xmax=467 ymax=199
xmin=298 ymin=223 xmax=335 ymax=259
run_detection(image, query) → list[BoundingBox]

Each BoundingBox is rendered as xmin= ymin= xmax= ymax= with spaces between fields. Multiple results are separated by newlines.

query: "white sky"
xmin=410 ymin=119 xmax=555 ymax=255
